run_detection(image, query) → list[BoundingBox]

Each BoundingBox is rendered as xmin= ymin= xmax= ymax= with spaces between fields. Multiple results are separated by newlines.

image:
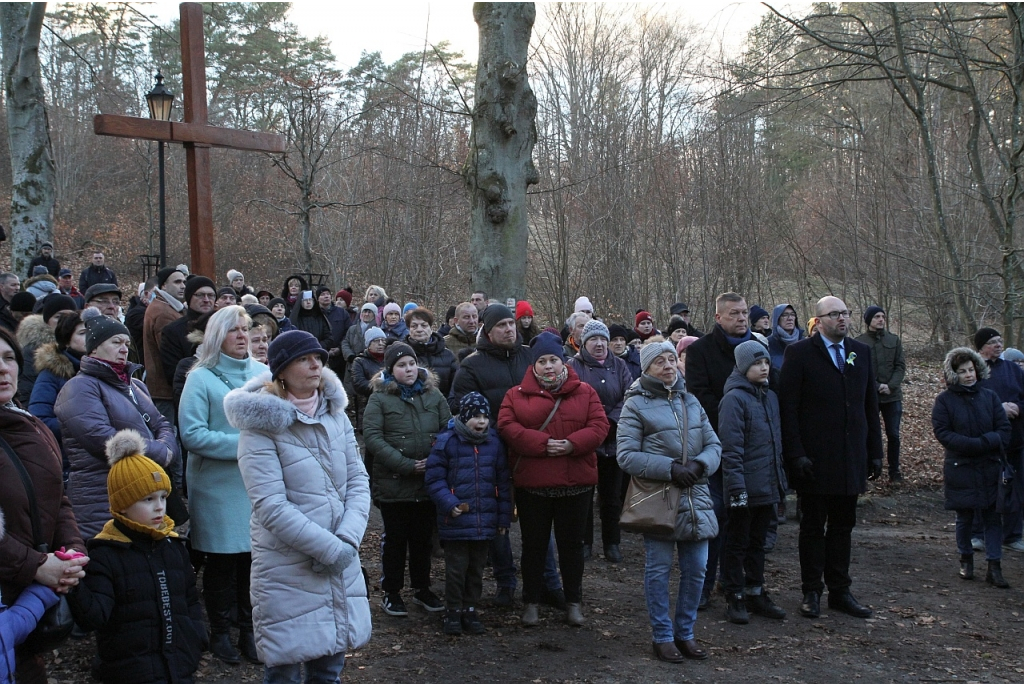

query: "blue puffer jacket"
xmin=28 ymin=343 xmax=81 ymax=460
xmin=0 ymin=583 xmax=60 ymax=683
xmin=717 ymin=370 xmax=787 ymax=507
xmin=979 ymin=356 xmax=1024 ymax=449
xmin=424 ymin=422 xmax=512 ymax=541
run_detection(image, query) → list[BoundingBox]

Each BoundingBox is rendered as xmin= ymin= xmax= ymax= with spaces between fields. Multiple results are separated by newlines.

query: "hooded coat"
xmin=224 ymin=368 xmax=371 ymax=667
xmin=717 ymin=369 xmax=786 ymax=506
xmin=28 ymin=342 xmax=81 ymax=455
xmin=497 ymin=365 xmax=608 ymax=490
xmin=363 ymin=369 xmax=452 ymax=503
xmin=424 ymin=423 xmax=513 ymax=540
xmin=932 ymin=349 xmax=1011 ymax=511
xmin=290 ymin=300 xmax=333 ymax=350
xmin=616 ymin=373 xmax=722 ymax=541
xmin=54 ymin=357 xmax=178 ymax=539
xmin=67 ymin=521 xmax=205 ymax=683
xmin=15 ymin=314 xmax=54 ymax=405
xmin=404 ymin=333 xmax=458 ymax=398
xmin=280 ymin=275 xmax=310 ymax=307
xmin=767 ymin=303 xmax=805 ymax=370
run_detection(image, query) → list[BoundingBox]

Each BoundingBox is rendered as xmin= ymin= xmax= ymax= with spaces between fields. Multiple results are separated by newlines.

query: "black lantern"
xmin=145 ymin=71 xmax=174 ymax=121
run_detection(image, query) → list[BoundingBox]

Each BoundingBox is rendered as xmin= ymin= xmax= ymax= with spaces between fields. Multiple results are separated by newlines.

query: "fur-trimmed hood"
xmin=16 ymin=313 xmax=55 ymax=351
xmin=943 ymin=346 xmax=990 ymax=385
xmin=368 ymin=367 xmax=439 ymax=396
xmin=224 ymin=366 xmax=348 ymax=433
xmin=33 ymin=341 xmax=79 ymax=379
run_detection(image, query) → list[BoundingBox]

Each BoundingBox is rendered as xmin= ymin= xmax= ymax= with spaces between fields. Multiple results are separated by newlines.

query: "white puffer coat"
xmin=223 ymin=368 xmax=371 ymax=668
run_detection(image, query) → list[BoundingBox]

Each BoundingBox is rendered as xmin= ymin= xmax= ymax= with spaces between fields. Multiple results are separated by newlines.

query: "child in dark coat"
xmin=0 ymin=509 xmax=61 ymax=684
xmin=425 ymin=393 xmax=512 ymax=636
xmin=67 ymin=429 xmax=206 ymax=683
xmin=717 ymin=340 xmax=788 ymax=625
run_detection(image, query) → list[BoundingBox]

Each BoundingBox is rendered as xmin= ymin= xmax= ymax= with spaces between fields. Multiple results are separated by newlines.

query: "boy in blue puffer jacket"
xmin=0 ymin=509 xmax=61 ymax=684
xmin=425 ymin=392 xmax=512 ymax=636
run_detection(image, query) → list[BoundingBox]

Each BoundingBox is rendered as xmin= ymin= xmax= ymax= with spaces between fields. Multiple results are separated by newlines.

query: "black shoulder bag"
xmin=124 ymin=383 xmax=189 ymax=524
xmin=0 ymin=435 xmax=75 ymax=650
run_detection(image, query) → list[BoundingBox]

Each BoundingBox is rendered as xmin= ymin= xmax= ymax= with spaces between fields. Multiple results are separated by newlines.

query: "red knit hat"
xmin=336 ymin=290 xmax=352 ymax=306
xmin=516 ymin=301 xmax=534 ymax=320
xmin=635 ymin=310 xmax=653 ymax=327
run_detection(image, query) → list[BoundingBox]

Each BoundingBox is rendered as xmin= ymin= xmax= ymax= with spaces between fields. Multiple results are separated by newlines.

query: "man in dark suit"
xmin=778 ymin=295 xmax=884 ymax=620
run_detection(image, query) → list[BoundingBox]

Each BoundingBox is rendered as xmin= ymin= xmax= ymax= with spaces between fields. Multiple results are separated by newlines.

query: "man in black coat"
xmin=78 ymin=251 xmax=118 ymax=293
xmin=160 ymin=277 xmax=216 ymax=396
xmin=778 ymin=295 xmax=884 ymax=620
xmin=685 ymin=291 xmax=752 ymax=606
xmin=27 ymin=242 xmax=60 ymax=278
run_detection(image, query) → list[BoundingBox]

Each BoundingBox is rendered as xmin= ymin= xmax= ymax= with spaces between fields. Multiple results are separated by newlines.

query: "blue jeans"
xmin=957 ymin=508 xmax=1002 ymax=560
xmin=264 ymin=652 xmax=345 ymax=684
xmin=643 ymin=536 xmax=708 ymax=644
xmin=490 ymin=530 xmax=517 ymax=589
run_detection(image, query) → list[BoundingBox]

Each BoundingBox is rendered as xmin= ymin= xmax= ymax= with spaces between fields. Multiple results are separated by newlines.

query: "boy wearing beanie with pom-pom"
xmin=67 ymin=429 xmax=205 ymax=683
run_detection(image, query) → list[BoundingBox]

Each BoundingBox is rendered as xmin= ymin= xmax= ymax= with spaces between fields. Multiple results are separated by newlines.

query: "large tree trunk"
xmin=465 ymin=2 xmax=539 ymax=301
xmin=1 ymin=3 xmax=54 ymax=276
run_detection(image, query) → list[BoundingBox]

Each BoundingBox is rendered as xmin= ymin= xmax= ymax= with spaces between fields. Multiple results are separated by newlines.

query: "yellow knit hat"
xmin=106 ymin=429 xmax=171 ymax=514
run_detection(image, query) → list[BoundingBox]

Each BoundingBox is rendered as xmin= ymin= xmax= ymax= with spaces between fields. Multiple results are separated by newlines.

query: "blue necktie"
xmin=832 ymin=343 xmax=844 ymax=373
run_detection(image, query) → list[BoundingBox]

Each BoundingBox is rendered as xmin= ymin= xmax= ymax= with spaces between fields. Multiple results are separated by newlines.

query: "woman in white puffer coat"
xmin=224 ymin=329 xmax=371 ymax=683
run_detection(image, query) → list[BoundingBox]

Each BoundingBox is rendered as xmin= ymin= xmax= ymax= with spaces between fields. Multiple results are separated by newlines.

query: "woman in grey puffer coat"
xmin=617 ymin=341 xmax=721 ymax=664
xmin=224 ymin=330 xmax=371 ymax=682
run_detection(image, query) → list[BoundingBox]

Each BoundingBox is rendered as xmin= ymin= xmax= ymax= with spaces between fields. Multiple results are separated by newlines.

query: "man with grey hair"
xmin=563 ymin=310 xmax=592 ymax=359
xmin=444 ymin=302 xmax=479 ymax=357
xmin=0 ymin=273 xmax=22 ymax=333
xmin=779 ymin=295 xmax=883 ymax=620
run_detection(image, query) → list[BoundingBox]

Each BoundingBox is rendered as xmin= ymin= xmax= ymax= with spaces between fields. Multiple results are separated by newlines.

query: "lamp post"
xmin=145 ymin=71 xmax=175 ymax=268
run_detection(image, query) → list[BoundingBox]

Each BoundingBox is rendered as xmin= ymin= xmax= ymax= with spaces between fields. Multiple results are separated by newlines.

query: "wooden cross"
xmin=93 ymin=3 xmax=285 ymax=278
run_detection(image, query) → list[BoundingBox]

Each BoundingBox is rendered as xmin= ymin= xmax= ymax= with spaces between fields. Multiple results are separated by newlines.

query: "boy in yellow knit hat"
xmin=67 ymin=429 xmax=206 ymax=683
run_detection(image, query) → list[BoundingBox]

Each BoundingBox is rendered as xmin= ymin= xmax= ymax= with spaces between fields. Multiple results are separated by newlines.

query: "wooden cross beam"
xmin=93 ymin=2 xmax=285 ymax=278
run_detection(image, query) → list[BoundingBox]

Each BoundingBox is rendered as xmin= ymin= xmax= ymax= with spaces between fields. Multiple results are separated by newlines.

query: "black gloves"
xmin=671 ymin=460 xmax=704 ymax=488
xmin=791 ymin=457 xmax=814 ymax=481
xmin=868 ymin=459 xmax=883 ymax=481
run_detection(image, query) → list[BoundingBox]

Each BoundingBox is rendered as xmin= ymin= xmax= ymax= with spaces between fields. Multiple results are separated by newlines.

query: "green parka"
xmin=363 ymin=368 xmax=452 ymax=503
xmin=854 ymin=329 xmax=906 ymax=404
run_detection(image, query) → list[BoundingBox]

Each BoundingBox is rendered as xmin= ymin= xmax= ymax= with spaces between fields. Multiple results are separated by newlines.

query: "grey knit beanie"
xmin=640 ymin=340 xmax=676 ymax=373
xmin=580 ymin=319 xmax=610 ymax=347
xmin=735 ymin=339 xmax=770 ymax=375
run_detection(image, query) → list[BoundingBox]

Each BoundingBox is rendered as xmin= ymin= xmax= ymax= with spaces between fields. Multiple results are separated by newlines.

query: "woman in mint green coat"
xmin=180 ymin=305 xmax=267 ymax=665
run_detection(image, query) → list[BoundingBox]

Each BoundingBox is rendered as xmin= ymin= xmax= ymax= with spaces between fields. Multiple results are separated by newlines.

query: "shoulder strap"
xmin=539 ymin=397 xmax=563 ymax=433
xmin=0 ymin=434 xmax=45 ymax=551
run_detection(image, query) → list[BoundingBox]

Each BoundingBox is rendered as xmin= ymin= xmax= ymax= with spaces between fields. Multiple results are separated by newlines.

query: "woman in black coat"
xmin=932 ymin=347 xmax=1012 ymax=586
xmin=403 ymin=307 xmax=458 ymax=397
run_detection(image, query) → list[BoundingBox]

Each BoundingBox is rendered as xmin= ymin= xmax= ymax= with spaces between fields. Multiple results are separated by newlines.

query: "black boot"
xmin=959 ymin=553 xmax=974 ymax=580
xmin=205 ymin=588 xmax=240 ymax=665
xmin=986 ymin=560 xmax=1010 ymax=588
xmin=726 ymin=593 xmax=749 ymax=624
xmin=238 ymin=629 xmax=261 ymax=664
xmin=747 ymin=591 xmax=787 ymax=619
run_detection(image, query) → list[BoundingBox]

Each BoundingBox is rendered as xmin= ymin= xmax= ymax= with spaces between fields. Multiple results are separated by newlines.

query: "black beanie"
xmin=10 ymin=292 xmax=36 ymax=313
xmin=82 ymin=307 xmax=129 ymax=354
xmin=42 ymin=294 xmax=77 ymax=323
xmin=974 ymin=327 xmax=1001 ymax=350
xmin=156 ymin=267 xmax=180 ymax=288
xmin=383 ymin=342 xmax=417 ymax=374
xmin=481 ymin=304 xmax=514 ymax=332
xmin=863 ymin=305 xmax=884 ymax=326
xmin=184 ymin=276 xmax=216 ymax=306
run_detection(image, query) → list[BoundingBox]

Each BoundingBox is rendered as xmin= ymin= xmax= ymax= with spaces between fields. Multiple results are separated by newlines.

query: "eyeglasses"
xmin=820 ymin=310 xmax=852 ymax=320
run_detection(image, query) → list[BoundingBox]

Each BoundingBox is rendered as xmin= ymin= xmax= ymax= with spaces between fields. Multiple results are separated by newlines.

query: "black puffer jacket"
xmin=448 ymin=335 xmax=532 ymax=421
xmin=717 ymin=370 xmax=787 ymax=506
xmin=932 ymin=349 xmax=1011 ymax=511
xmin=351 ymin=350 xmax=384 ymax=398
xmin=404 ymin=333 xmax=458 ymax=397
xmin=68 ymin=520 xmax=205 ymax=683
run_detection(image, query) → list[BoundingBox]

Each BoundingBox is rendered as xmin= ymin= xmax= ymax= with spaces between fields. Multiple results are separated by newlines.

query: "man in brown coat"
xmin=143 ymin=267 xmax=186 ymax=424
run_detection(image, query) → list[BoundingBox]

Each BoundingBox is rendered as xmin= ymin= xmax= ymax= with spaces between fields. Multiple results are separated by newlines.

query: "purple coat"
xmin=567 ymin=349 xmax=633 ymax=457
xmin=54 ymin=357 xmax=178 ymax=539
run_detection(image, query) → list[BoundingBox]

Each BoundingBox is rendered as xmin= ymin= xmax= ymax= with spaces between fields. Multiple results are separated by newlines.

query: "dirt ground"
xmin=43 ymin=360 xmax=1024 ymax=683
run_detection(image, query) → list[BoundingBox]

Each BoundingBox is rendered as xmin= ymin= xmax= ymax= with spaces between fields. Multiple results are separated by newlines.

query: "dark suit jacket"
xmin=778 ymin=334 xmax=884 ymax=496
xmin=685 ymin=324 xmax=741 ymax=432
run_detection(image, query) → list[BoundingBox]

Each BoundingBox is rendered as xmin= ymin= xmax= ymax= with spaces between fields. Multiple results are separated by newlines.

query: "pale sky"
xmin=141 ymin=2 xmax=773 ymax=70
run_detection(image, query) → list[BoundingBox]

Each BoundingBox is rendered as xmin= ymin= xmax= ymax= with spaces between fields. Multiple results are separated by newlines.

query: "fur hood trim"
xmin=16 ymin=314 xmax=55 ymax=350
xmin=106 ymin=429 xmax=148 ymax=467
xmin=368 ymin=367 xmax=439 ymax=395
xmin=223 ymin=367 xmax=347 ymax=433
xmin=943 ymin=347 xmax=990 ymax=385
xmin=34 ymin=341 xmax=77 ymax=379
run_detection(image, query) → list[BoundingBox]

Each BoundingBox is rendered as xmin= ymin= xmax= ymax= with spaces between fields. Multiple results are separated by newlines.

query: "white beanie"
xmin=574 ymin=296 xmax=594 ymax=313
xmin=227 ymin=269 xmax=243 ymax=282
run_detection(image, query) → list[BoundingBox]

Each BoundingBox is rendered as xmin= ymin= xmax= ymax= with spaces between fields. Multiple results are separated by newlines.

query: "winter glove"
xmin=671 ymin=460 xmax=704 ymax=488
xmin=867 ymin=459 xmax=883 ymax=481
xmin=313 ymin=541 xmax=359 ymax=575
xmin=729 ymin=491 xmax=748 ymax=508
xmin=791 ymin=457 xmax=814 ymax=481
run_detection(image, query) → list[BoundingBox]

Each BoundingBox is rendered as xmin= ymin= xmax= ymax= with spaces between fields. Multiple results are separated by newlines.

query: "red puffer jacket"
xmin=497 ymin=365 xmax=608 ymax=489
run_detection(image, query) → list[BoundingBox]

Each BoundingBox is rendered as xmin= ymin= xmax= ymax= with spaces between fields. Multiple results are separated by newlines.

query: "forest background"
xmin=2 ymin=2 xmax=1021 ymax=348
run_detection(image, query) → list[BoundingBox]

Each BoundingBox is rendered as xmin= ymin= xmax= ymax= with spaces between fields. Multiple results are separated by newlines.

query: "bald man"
xmin=778 ymin=296 xmax=883 ymax=620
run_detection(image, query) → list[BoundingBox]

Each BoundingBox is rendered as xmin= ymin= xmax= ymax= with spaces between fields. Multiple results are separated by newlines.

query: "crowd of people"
xmin=0 ymin=243 xmax=1021 ymax=682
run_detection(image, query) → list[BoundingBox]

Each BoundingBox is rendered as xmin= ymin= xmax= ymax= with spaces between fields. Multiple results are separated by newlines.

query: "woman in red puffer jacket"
xmin=497 ymin=332 xmax=608 ymax=629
